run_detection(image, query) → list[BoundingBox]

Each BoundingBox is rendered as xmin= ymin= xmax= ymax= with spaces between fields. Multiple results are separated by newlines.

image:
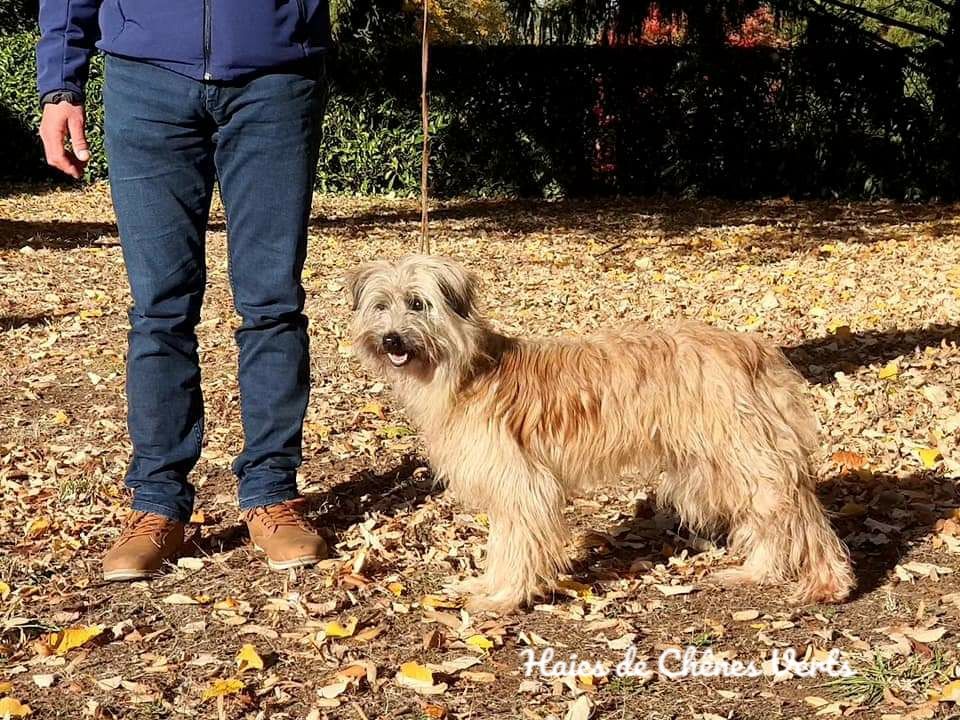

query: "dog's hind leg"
xmin=719 ymin=483 xmax=853 ymax=603
xmin=463 ymin=465 xmax=570 ymax=614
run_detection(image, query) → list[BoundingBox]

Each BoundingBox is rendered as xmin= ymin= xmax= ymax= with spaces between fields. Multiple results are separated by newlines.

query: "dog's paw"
xmin=463 ymin=592 xmax=522 ymax=616
xmin=448 ymin=575 xmax=490 ymax=598
xmin=711 ymin=567 xmax=763 ymax=588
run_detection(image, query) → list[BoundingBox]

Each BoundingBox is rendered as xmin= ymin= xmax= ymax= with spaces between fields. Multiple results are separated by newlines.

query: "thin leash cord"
xmin=419 ymin=0 xmax=431 ymax=255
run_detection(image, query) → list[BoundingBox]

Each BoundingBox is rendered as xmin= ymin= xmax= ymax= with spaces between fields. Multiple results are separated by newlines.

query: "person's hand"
xmin=40 ymin=101 xmax=90 ymax=179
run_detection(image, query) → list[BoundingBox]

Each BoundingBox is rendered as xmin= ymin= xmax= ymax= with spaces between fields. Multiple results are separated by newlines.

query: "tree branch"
xmin=810 ymin=0 xmax=947 ymax=41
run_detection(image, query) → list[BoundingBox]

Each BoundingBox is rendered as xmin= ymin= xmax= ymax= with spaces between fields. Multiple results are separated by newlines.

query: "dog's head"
xmin=347 ymin=255 xmax=485 ymax=381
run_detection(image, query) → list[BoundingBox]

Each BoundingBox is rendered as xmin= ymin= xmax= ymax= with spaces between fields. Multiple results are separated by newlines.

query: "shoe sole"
xmin=103 ymin=569 xmax=155 ymax=582
xmin=252 ymin=544 xmax=322 ymax=571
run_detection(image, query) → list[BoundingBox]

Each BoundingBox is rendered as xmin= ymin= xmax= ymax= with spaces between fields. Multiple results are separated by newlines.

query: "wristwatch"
xmin=40 ymin=90 xmax=83 ymax=107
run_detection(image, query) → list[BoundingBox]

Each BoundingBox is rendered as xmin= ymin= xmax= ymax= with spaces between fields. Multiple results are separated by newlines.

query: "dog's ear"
xmin=345 ymin=262 xmax=384 ymax=311
xmin=432 ymin=257 xmax=479 ymax=320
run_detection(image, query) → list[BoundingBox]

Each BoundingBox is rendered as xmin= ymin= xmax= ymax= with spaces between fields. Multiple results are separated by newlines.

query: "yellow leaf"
xmin=556 ymin=579 xmax=593 ymax=598
xmin=0 ymin=697 xmax=31 ymax=717
xmin=397 ymin=662 xmax=434 ymax=686
xmin=0 ymin=582 xmax=10 ymax=601
xmin=465 ymin=634 xmax=493 ymax=652
xmin=24 ymin=517 xmax=50 ymax=538
xmin=422 ymin=595 xmax=461 ymax=609
xmin=878 ymin=361 xmax=900 ymax=380
xmin=42 ymin=625 xmax=104 ymax=656
xmin=51 ymin=410 xmax=70 ymax=426
xmin=235 ymin=644 xmax=264 ymax=673
xmin=387 ymin=582 xmax=405 ymax=597
xmin=474 ymin=513 xmax=489 ymax=527
xmin=202 ymin=678 xmax=245 ymax=701
xmin=937 ymin=679 xmax=960 ymax=703
xmin=918 ymin=447 xmax=942 ymax=469
xmin=0 ymin=681 xmax=11 ymax=694
xmin=213 ymin=597 xmax=240 ymax=610
xmin=322 ymin=616 xmax=358 ymax=640
xmin=826 ymin=321 xmax=851 ymax=339
xmin=360 ymin=401 xmax=385 ymax=419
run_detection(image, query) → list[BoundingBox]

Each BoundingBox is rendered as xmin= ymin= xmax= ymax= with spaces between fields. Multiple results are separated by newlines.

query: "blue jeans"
xmin=103 ymin=55 xmax=326 ymax=523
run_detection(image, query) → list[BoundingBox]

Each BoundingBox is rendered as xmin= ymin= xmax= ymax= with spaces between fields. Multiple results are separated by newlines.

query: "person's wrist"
xmin=40 ymin=90 xmax=83 ymax=109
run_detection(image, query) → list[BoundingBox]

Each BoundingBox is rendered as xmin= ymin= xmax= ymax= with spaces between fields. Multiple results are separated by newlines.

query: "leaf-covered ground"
xmin=1 ymin=184 xmax=959 ymax=720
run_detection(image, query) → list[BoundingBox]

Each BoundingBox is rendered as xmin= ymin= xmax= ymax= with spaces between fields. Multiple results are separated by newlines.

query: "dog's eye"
xmin=374 ymin=302 xmax=387 ymax=312
xmin=407 ymin=298 xmax=425 ymax=312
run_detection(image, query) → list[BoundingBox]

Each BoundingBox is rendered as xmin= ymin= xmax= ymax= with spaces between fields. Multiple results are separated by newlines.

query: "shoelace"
xmin=118 ymin=511 xmax=175 ymax=547
xmin=243 ymin=501 xmax=314 ymax=533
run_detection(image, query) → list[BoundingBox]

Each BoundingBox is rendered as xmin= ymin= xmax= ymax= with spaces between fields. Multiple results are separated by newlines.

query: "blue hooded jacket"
xmin=37 ymin=0 xmax=331 ymax=98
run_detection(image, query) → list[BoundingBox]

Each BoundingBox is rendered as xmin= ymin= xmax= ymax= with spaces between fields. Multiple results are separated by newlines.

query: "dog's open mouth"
xmin=387 ymin=352 xmax=411 ymax=367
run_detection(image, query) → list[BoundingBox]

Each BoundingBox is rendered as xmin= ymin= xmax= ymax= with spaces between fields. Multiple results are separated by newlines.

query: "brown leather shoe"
xmin=102 ymin=511 xmax=185 ymax=581
xmin=243 ymin=500 xmax=327 ymax=571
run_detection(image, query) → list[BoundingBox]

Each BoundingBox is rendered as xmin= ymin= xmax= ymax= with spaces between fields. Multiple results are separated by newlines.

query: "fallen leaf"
xmin=360 ymin=401 xmax=385 ymax=419
xmin=461 ymin=671 xmax=496 ymax=683
xmin=565 ymin=694 xmax=592 ymax=720
xmin=0 ymin=697 xmax=31 ymax=717
xmin=430 ymin=656 xmax=480 ymax=674
xmin=318 ymin=681 xmax=348 ymax=699
xmin=878 ymin=361 xmax=900 ymax=380
xmin=41 ymin=625 xmax=104 ymax=656
xmin=465 ymin=634 xmax=494 ymax=653
xmin=24 ymin=517 xmax=50 ymax=538
xmin=320 ymin=617 xmax=358 ymax=641
xmin=655 ymin=584 xmax=695 ymax=596
xmin=917 ymin=448 xmax=942 ymax=469
xmin=177 ymin=557 xmax=204 ymax=570
xmin=902 ymin=627 xmax=947 ymax=643
xmin=937 ymin=679 xmax=960 ymax=703
xmin=732 ymin=610 xmax=760 ymax=622
xmin=162 ymin=593 xmax=200 ymax=605
xmin=831 ymin=451 xmax=867 ymax=471
xmin=422 ymin=595 xmax=461 ymax=609
xmin=201 ymin=678 xmax=245 ymax=701
xmin=30 ymin=675 xmax=54 ymax=689
xmin=235 ymin=644 xmax=264 ymax=673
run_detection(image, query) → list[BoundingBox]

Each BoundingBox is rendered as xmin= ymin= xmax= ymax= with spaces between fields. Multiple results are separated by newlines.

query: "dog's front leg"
xmin=462 ymin=468 xmax=570 ymax=614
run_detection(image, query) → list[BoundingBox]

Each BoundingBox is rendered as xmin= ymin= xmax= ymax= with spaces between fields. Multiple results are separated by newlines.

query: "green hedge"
xmin=0 ymin=32 xmax=107 ymax=181
xmin=0 ymin=29 xmax=952 ymax=198
xmin=0 ymin=31 xmax=432 ymax=193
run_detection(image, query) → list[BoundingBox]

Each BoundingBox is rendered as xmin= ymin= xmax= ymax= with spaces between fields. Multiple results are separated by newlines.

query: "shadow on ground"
xmin=570 ymin=471 xmax=958 ymax=605
xmin=784 ymin=324 xmax=960 ymax=385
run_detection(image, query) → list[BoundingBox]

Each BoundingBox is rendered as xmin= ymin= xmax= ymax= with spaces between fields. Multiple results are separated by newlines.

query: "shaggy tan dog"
xmin=347 ymin=255 xmax=854 ymax=613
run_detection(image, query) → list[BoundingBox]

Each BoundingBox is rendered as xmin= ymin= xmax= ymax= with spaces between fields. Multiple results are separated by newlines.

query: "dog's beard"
xmin=355 ymin=325 xmax=438 ymax=375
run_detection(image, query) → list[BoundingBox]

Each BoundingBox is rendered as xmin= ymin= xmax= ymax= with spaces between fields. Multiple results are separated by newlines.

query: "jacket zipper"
xmin=203 ymin=0 xmax=213 ymax=80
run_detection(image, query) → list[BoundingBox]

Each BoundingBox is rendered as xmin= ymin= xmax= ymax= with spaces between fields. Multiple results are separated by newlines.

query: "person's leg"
xmin=209 ymin=63 xmax=327 ymax=514
xmin=103 ymin=55 xmax=216 ymax=525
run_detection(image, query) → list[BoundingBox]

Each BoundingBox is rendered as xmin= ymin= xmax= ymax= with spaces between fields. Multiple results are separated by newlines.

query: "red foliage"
xmin=602 ymin=4 xmax=787 ymax=47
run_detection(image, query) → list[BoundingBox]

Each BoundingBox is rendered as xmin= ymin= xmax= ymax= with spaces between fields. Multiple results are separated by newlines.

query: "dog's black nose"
xmin=382 ymin=333 xmax=405 ymax=353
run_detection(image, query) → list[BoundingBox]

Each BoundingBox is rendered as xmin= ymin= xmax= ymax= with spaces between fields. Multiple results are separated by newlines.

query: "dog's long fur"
xmin=348 ymin=255 xmax=855 ymax=612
